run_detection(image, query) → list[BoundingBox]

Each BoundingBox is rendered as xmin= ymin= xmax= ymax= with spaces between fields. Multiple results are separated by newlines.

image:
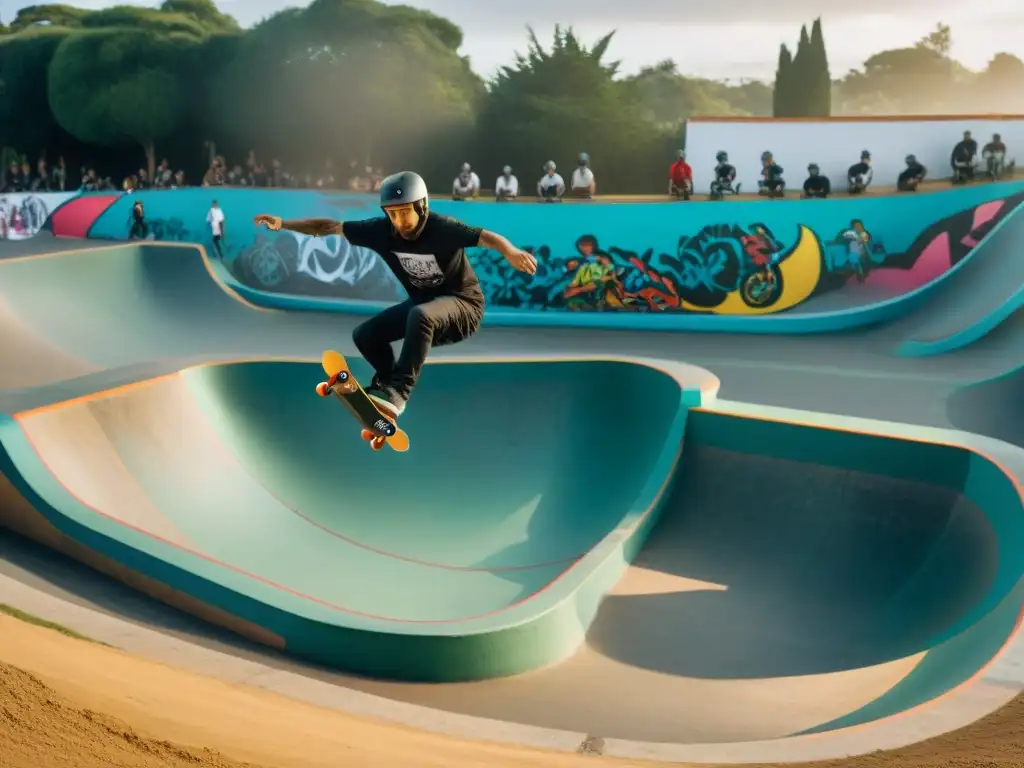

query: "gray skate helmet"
xmin=808 ymin=163 xmax=820 ymax=173
xmin=379 ymin=171 xmax=429 ymax=219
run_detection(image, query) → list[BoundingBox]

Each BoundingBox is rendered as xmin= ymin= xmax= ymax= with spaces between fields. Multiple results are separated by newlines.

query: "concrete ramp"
xmin=897 ymin=201 xmax=1024 ymax=355
xmin=0 ymin=357 xmax=708 ymax=681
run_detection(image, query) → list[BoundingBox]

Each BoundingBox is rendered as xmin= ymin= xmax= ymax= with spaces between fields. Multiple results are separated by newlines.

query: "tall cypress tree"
xmin=791 ymin=24 xmax=812 ymax=116
xmin=809 ymin=17 xmax=832 ymax=116
xmin=773 ymin=44 xmax=793 ymax=117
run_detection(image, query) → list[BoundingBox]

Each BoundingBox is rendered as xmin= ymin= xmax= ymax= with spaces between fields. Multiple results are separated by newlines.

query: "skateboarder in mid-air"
xmin=254 ymin=171 xmax=537 ymax=418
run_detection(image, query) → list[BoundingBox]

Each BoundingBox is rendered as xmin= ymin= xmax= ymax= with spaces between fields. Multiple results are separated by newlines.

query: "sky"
xmin=0 ymin=0 xmax=1020 ymax=81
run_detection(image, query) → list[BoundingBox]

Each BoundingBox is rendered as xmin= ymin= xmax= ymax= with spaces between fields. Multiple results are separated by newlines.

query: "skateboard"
xmin=316 ymin=350 xmax=410 ymax=452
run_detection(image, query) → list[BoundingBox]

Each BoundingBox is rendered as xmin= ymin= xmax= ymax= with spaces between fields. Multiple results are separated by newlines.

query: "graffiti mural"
xmin=474 ymin=224 xmax=820 ymax=314
xmin=228 ymin=231 xmax=403 ymax=301
xmin=0 ymin=193 xmax=75 ymax=240
xmin=813 ymin=190 xmax=1024 ymax=296
xmin=73 ymin=182 xmax=1024 ymax=315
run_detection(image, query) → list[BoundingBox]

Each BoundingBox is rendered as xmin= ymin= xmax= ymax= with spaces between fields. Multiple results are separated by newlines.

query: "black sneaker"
xmin=365 ymin=385 xmax=406 ymax=417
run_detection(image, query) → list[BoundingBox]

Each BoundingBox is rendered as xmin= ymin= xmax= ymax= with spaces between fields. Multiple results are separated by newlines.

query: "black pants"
xmin=352 ymin=295 xmax=482 ymax=400
xmin=129 ymin=220 xmax=147 ymax=239
xmin=211 ymin=234 xmax=223 ymax=259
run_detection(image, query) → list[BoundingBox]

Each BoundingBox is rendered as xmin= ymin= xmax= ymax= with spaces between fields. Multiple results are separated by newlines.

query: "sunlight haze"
xmin=0 ymin=0 xmax=1019 ymax=81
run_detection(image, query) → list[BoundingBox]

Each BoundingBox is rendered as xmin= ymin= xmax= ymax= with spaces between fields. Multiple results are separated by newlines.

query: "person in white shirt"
xmin=495 ymin=166 xmax=519 ymax=201
xmin=570 ymin=152 xmax=596 ymax=198
xmin=537 ymin=161 xmax=565 ymax=201
xmin=452 ymin=162 xmax=480 ymax=200
xmin=206 ymin=200 xmax=226 ymax=258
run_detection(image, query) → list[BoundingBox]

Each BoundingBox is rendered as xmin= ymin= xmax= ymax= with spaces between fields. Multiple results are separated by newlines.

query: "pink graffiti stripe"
xmin=961 ymin=200 xmax=1005 ymax=247
xmin=849 ymin=233 xmax=953 ymax=291
xmin=49 ymin=194 xmax=122 ymax=238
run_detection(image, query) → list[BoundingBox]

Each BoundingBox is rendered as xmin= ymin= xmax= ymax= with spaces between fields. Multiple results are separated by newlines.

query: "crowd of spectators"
xmin=2 ymin=130 xmax=1016 ymax=200
xmin=0 ymin=149 xmax=387 ymax=196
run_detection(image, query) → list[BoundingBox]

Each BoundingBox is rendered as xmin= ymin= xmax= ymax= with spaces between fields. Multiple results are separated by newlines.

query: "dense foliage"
xmin=0 ymin=1 xmax=1021 ymax=191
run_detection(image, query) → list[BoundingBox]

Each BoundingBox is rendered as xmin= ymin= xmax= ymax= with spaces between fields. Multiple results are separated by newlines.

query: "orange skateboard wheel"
xmin=315 ymin=381 xmax=330 ymax=397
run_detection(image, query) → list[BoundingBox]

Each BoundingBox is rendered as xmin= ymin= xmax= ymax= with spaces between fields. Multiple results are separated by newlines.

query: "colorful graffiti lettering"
xmin=228 ymin=230 xmax=402 ymax=302
xmin=0 ymin=193 xmax=76 ymax=240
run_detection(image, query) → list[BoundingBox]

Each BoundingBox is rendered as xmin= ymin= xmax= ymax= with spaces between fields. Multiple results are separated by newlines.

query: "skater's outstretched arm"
xmin=253 ymin=214 xmax=342 ymax=237
xmin=478 ymin=229 xmax=538 ymax=274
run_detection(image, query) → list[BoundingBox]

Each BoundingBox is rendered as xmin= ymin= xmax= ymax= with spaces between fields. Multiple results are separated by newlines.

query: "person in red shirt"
xmin=669 ymin=150 xmax=692 ymax=200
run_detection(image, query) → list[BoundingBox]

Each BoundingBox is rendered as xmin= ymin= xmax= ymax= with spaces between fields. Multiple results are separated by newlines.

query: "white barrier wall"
xmin=684 ymin=116 xmax=1024 ymax=195
xmin=0 ymin=192 xmax=77 ymax=240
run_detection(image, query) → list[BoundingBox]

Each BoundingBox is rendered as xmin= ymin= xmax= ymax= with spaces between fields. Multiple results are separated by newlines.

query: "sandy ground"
xmin=1 ymin=615 xmax=1023 ymax=768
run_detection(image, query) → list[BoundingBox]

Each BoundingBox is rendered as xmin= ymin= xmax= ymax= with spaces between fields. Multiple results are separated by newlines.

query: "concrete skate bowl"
xmin=618 ymin=410 xmax=1024 ymax=744
xmin=330 ymin=408 xmax=1024 ymax=756
xmin=0 ymin=356 xmax=712 ymax=682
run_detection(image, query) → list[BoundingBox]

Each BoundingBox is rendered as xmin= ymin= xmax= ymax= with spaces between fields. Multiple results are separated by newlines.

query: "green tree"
xmin=790 ymin=24 xmax=812 ymax=116
xmin=809 ymin=18 xmax=832 ymax=116
xmin=975 ymin=53 xmax=1024 ymax=112
xmin=836 ymin=45 xmax=967 ymax=114
xmin=477 ymin=26 xmax=669 ymax=194
xmin=0 ymin=26 xmax=76 ymax=159
xmin=211 ymin=0 xmax=482 ymax=181
xmin=917 ymin=22 xmax=952 ymax=57
xmin=7 ymin=4 xmax=87 ymax=32
xmin=159 ymin=0 xmax=239 ymax=33
xmin=625 ymin=60 xmax=748 ymax=129
xmin=773 ymin=44 xmax=793 ymax=116
xmin=48 ymin=28 xmax=197 ymax=176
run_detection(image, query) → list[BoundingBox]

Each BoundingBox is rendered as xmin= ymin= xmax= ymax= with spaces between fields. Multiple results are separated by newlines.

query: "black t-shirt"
xmin=343 ymin=214 xmax=484 ymax=305
xmin=899 ymin=163 xmax=926 ymax=182
xmin=804 ymin=175 xmax=830 ymax=193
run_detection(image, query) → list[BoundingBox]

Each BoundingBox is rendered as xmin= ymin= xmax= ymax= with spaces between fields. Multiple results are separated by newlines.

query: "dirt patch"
xmin=0 ymin=613 xmax=1023 ymax=768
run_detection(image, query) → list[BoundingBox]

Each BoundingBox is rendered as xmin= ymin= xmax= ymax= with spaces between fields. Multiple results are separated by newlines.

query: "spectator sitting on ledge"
xmin=951 ymin=130 xmax=978 ymax=184
xmin=537 ymin=160 xmax=565 ymax=202
xmin=847 ymin=150 xmax=873 ymax=194
xmin=669 ymin=150 xmax=692 ymax=200
xmin=495 ymin=165 xmax=519 ymax=201
xmin=452 ymin=162 xmax=480 ymax=200
xmin=802 ymin=163 xmax=831 ymax=198
xmin=569 ymin=152 xmax=595 ymax=198
xmin=153 ymin=158 xmax=173 ymax=188
xmin=897 ymin=154 xmax=927 ymax=191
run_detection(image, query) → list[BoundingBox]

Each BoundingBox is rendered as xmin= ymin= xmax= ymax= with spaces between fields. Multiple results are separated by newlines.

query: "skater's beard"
xmin=385 ymin=204 xmax=425 ymax=240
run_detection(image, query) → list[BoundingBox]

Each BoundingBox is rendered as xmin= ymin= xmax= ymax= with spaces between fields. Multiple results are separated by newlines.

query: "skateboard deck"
xmin=316 ymin=350 xmax=410 ymax=452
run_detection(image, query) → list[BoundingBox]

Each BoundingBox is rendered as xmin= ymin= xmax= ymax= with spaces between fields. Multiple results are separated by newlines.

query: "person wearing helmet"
xmin=452 ymin=162 xmax=480 ymax=201
xmin=710 ymin=151 xmax=738 ymax=199
xmin=569 ymin=152 xmax=595 ymax=198
xmin=669 ymin=150 xmax=692 ymax=200
xmin=495 ymin=165 xmax=519 ymax=201
xmin=897 ymin=154 xmax=927 ymax=192
xmin=537 ymin=161 xmax=565 ymax=201
xmin=253 ymin=171 xmax=537 ymax=417
xmin=802 ymin=163 xmax=830 ymax=199
xmin=757 ymin=151 xmax=785 ymax=198
xmin=847 ymin=150 xmax=873 ymax=194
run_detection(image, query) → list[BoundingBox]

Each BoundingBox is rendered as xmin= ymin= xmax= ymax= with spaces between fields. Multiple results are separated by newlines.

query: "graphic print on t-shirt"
xmin=394 ymin=251 xmax=444 ymax=288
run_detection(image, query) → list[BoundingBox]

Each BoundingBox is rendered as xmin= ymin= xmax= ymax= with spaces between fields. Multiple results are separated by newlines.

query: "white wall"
xmin=684 ymin=117 xmax=1024 ymax=194
xmin=0 ymin=192 xmax=76 ymax=239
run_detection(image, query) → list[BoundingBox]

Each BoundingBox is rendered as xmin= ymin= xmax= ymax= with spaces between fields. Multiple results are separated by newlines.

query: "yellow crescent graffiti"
xmin=680 ymin=225 xmax=823 ymax=315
